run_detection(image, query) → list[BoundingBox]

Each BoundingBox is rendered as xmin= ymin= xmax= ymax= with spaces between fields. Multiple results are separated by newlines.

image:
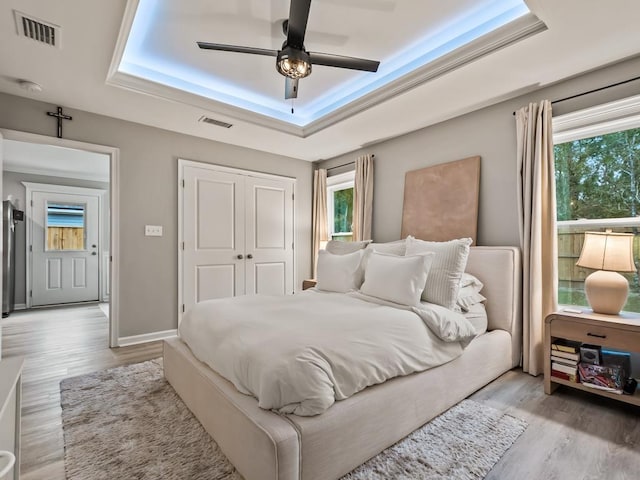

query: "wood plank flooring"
xmin=2 ymin=304 xmax=639 ymax=479
xmin=0 ymin=304 xmax=162 ymax=479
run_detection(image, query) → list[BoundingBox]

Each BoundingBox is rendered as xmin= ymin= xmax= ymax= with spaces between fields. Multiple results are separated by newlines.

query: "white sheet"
xmin=179 ymin=290 xmax=477 ymax=416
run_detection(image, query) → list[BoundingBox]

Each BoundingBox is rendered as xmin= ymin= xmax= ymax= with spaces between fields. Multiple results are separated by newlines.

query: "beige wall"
xmin=317 ymin=55 xmax=640 ymax=247
xmin=0 ymin=93 xmax=313 ymax=337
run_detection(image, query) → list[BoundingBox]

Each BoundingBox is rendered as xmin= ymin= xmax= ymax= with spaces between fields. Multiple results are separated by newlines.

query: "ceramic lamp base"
xmin=584 ymin=270 xmax=629 ymax=315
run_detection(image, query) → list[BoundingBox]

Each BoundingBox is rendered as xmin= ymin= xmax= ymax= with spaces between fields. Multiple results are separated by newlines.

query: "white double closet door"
xmin=181 ymin=161 xmax=295 ymax=316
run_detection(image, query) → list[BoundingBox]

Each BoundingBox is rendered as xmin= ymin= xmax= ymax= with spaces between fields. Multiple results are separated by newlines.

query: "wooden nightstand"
xmin=544 ymin=310 xmax=640 ymax=406
xmin=302 ymin=279 xmax=317 ymax=290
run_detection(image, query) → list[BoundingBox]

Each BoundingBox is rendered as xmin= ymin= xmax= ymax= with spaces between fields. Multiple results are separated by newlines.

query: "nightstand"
xmin=302 ymin=279 xmax=317 ymax=290
xmin=544 ymin=309 xmax=640 ymax=406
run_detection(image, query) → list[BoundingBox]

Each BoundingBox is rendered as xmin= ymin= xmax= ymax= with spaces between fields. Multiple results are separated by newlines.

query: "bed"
xmin=163 ymin=245 xmax=521 ymax=480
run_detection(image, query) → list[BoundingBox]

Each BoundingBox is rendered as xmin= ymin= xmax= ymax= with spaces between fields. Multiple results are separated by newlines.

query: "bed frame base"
xmin=164 ymin=246 xmax=522 ymax=480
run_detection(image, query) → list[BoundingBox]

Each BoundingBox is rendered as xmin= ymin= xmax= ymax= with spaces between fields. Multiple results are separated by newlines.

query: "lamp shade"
xmin=576 ymin=231 xmax=636 ymax=272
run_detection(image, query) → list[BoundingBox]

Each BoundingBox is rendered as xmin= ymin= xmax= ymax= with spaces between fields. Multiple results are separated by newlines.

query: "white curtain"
xmin=516 ymin=100 xmax=558 ymax=376
xmin=312 ymin=168 xmax=328 ymax=277
xmin=353 ymin=154 xmax=374 ymax=241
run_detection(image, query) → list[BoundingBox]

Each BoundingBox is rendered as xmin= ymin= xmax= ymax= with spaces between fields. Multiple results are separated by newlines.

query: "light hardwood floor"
xmin=2 ymin=305 xmax=639 ymax=479
xmin=1 ymin=304 xmax=162 ymax=479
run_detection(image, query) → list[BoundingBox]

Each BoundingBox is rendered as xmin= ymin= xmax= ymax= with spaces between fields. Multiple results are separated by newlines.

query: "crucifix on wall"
xmin=46 ymin=106 xmax=72 ymax=138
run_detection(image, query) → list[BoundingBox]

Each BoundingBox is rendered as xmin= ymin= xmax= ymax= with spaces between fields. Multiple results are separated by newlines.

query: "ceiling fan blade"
xmin=286 ymin=0 xmax=312 ymax=48
xmin=197 ymin=42 xmax=278 ymax=57
xmin=285 ymin=77 xmax=299 ymax=99
xmin=309 ymin=52 xmax=380 ymax=72
xmin=274 ymin=19 xmax=348 ymax=47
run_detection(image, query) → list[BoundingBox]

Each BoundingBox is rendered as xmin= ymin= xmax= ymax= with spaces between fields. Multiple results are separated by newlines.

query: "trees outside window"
xmin=332 ymin=187 xmax=353 ymax=236
xmin=555 ymin=126 xmax=640 ymax=312
xmin=327 ymin=171 xmax=354 ymax=242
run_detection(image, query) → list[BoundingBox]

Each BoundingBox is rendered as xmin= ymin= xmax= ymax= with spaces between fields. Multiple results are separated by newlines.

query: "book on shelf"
xmin=551 ymin=362 xmax=578 ymax=376
xmin=551 ymin=349 xmax=580 ymax=362
xmin=551 ymin=355 xmax=578 ymax=367
xmin=580 ymin=344 xmax=602 ymax=365
xmin=578 ymin=363 xmax=624 ymax=393
xmin=580 ymin=381 xmax=624 ymax=395
xmin=601 ymin=350 xmax=631 ymax=379
xmin=551 ymin=369 xmax=578 ymax=383
xmin=552 ymin=338 xmax=581 ymax=354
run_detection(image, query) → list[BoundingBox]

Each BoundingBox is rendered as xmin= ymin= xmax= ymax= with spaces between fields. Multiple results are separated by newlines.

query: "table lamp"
xmin=576 ymin=230 xmax=636 ymax=315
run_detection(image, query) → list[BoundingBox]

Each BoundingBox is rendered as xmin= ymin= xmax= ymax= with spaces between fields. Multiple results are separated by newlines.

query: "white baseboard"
xmin=13 ymin=304 xmax=26 ymax=311
xmin=117 ymin=329 xmax=177 ymax=347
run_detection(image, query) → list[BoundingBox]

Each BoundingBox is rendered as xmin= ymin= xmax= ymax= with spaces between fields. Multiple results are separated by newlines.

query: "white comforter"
xmin=179 ymin=290 xmax=477 ymax=416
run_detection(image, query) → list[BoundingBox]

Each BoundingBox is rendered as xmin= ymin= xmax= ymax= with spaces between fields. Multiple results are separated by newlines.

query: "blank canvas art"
xmin=401 ymin=156 xmax=480 ymax=244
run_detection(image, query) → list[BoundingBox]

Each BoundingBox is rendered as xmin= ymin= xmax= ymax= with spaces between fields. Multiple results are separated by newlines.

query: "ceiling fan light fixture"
xmin=276 ymin=47 xmax=311 ymax=79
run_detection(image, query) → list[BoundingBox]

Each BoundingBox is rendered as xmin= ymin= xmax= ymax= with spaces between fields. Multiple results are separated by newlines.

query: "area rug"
xmin=61 ymin=360 xmax=527 ymax=480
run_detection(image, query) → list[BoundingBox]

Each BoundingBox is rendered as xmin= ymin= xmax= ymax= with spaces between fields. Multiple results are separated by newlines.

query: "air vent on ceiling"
xmin=199 ymin=116 xmax=233 ymax=129
xmin=14 ymin=10 xmax=60 ymax=48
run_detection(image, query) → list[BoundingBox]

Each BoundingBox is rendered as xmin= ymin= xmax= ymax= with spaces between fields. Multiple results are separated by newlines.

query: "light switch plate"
xmin=145 ymin=225 xmax=163 ymax=237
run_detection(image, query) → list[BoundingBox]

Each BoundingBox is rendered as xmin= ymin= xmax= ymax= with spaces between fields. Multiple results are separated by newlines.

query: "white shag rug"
xmin=61 ymin=360 xmax=526 ymax=480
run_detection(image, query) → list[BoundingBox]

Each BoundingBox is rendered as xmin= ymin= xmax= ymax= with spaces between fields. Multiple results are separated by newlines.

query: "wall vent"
xmin=199 ymin=116 xmax=233 ymax=128
xmin=14 ymin=10 xmax=60 ymax=47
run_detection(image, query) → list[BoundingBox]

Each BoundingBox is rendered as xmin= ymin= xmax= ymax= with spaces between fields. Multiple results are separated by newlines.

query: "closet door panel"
xmin=253 ymin=262 xmax=286 ymax=296
xmin=183 ymin=166 xmax=245 ymax=312
xmin=245 ymin=177 xmax=294 ymax=296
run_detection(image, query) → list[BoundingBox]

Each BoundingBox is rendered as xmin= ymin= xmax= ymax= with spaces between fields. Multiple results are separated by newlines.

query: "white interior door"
xmin=180 ymin=161 xmax=296 ymax=319
xmin=31 ymin=191 xmax=99 ymax=306
xmin=182 ymin=165 xmax=245 ymax=313
xmin=245 ymin=176 xmax=294 ymax=295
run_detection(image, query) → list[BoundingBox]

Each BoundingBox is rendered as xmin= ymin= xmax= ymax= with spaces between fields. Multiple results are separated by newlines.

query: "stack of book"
xmin=551 ymin=339 xmax=581 ymax=382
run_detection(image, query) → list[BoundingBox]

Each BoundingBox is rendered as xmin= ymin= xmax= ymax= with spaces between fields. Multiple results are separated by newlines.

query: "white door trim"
xmin=24 ymin=183 xmax=106 ymax=307
xmin=0 ymin=129 xmax=121 ymax=348
xmin=177 ymin=158 xmax=297 ymax=325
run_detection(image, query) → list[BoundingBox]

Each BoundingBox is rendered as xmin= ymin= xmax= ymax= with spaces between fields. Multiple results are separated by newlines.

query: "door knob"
xmin=247 ymin=254 xmax=253 ymax=259
xmin=91 ymin=252 xmax=97 ymax=256
xmin=92 ymin=244 xmax=97 ymax=248
xmin=237 ymin=254 xmax=244 ymax=259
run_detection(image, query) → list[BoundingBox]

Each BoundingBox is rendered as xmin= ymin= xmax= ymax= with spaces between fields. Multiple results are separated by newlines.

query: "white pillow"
xmin=326 ymin=240 xmax=371 ymax=255
xmin=360 ymin=251 xmax=434 ymax=306
xmin=316 ymin=249 xmax=364 ymax=293
xmin=365 ymin=238 xmax=408 ymax=256
xmin=456 ymin=273 xmax=486 ymax=312
xmin=405 ymin=237 xmax=472 ymax=310
xmin=457 ymin=287 xmax=487 ymax=312
xmin=460 ymin=273 xmax=483 ymax=290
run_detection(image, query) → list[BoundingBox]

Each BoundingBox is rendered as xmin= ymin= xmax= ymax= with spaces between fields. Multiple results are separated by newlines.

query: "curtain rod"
xmin=326 ymin=154 xmax=375 ymax=171
xmin=512 ymin=74 xmax=640 ymax=115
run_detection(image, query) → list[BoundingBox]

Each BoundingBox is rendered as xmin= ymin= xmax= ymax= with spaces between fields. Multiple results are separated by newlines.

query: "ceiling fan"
xmin=197 ymin=0 xmax=380 ymax=100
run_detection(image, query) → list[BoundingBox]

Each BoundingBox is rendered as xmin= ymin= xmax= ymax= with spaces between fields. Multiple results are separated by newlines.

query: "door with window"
xmin=31 ymin=191 xmax=100 ymax=306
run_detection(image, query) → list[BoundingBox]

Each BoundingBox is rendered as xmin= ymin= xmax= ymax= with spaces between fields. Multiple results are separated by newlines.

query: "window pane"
xmin=555 ymin=127 xmax=640 ymax=312
xmin=46 ymin=202 xmax=86 ymax=251
xmin=333 ymin=187 xmax=353 ymax=236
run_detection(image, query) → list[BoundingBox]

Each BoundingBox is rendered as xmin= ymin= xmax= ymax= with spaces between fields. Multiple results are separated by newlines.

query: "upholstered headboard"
xmin=466 ymin=246 xmax=522 ymax=368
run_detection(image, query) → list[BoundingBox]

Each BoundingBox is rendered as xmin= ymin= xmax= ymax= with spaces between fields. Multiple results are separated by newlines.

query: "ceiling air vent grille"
xmin=199 ymin=116 xmax=233 ymax=128
xmin=14 ymin=11 xmax=60 ymax=47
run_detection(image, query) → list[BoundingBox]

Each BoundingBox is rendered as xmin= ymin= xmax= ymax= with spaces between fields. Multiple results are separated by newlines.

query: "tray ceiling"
xmin=109 ymin=0 xmax=542 ymax=136
xmin=2 ymin=1 xmax=640 ymax=161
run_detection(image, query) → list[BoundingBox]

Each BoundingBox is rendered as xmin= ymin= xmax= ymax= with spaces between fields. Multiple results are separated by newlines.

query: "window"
xmin=553 ymin=96 xmax=640 ymax=312
xmin=46 ymin=202 xmax=86 ymax=251
xmin=327 ymin=171 xmax=355 ymax=242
